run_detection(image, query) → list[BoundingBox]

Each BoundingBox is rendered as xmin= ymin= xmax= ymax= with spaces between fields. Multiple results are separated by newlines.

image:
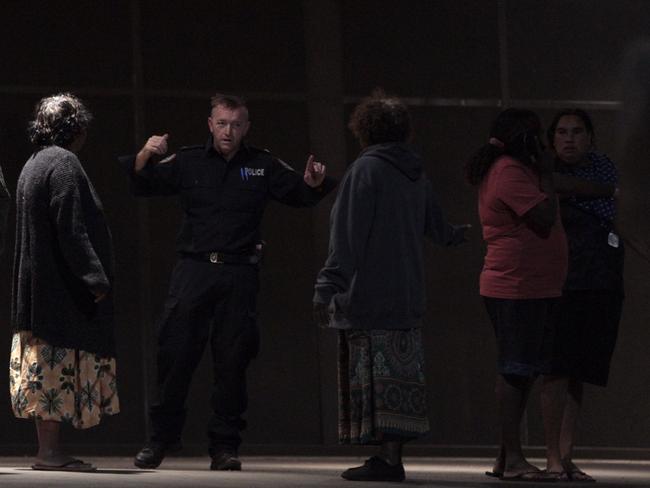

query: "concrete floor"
xmin=0 ymin=456 xmax=648 ymax=487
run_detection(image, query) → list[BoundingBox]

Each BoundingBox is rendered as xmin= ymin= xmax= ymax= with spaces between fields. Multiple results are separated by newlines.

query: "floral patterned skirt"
xmin=338 ymin=328 xmax=430 ymax=444
xmin=9 ymin=331 xmax=119 ymax=429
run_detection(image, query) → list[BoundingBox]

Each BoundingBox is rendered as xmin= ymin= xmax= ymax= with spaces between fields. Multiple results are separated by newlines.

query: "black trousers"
xmin=149 ymin=257 xmax=259 ymax=454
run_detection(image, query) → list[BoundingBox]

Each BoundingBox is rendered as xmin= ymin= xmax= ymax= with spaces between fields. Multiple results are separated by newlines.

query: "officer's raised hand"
xmin=304 ymin=154 xmax=326 ymax=187
xmin=135 ymin=134 xmax=170 ymax=172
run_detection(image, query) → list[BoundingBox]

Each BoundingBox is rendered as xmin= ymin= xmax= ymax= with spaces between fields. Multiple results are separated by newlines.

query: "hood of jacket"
xmin=359 ymin=142 xmax=423 ymax=181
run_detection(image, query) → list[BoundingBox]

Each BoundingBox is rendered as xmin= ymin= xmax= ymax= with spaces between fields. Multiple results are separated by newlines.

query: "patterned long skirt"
xmin=9 ymin=332 xmax=119 ymax=429
xmin=338 ymin=328 xmax=430 ymax=444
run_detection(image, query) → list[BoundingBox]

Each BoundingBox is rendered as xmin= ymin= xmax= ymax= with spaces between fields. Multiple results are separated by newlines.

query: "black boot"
xmin=210 ymin=449 xmax=242 ymax=471
xmin=134 ymin=442 xmax=180 ymax=469
xmin=341 ymin=456 xmax=405 ymax=482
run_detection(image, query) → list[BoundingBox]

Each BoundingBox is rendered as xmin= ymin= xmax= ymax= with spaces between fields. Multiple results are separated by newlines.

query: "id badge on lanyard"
xmin=607 ymin=231 xmax=620 ymax=248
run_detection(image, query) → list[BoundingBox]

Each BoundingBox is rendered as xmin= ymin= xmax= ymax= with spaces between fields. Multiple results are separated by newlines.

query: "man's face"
xmin=208 ymin=105 xmax=250 ymax=159
xmin=553 ymin=115 xmax=592 ymax=164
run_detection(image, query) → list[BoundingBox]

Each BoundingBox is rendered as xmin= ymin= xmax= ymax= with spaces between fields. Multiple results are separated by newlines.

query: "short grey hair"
xmin=28 ymin=93 xmax=93 ymax=148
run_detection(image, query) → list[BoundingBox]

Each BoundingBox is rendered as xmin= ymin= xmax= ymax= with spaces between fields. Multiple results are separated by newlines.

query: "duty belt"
xmin=183 ymin=252 xmax=260 ymax=265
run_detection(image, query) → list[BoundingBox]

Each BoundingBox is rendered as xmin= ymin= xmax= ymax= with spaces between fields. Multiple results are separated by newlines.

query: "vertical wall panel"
xmin=508 ymin=0 xmax=650 ymax=100
xmin=341 ymin=0 xmax=500 ymax=98
xmin=139 ymin=0 xmax=306 ymax=93
xmin=1 ymin=1 xmax=132 ymax=88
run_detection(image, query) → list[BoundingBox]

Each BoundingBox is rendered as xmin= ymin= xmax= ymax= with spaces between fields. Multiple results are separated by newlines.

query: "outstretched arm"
xmin=118 ymin=133 xmax=181 ymax=196
xmin=135 ymin=134 xmax=170 ymax=173
xmin=270 ymin=154 xmax=337 ymax=206
xmin=424 ymin=181 xmax=469 ymax=246
xmin=553 ymin=172 xmax=616 ymax=198
xmin=303 ymin=154 xmax=326 ymax=187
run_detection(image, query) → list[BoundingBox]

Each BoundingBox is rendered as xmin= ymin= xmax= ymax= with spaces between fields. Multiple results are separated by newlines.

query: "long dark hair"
xmin=465 ymin=108 xmax=542 ymax=185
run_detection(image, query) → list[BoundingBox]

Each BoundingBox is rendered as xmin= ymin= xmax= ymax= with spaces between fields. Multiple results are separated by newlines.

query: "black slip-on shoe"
xmin=341 ymin=456 xmax=405 ymax=482
xmin=210 ymin=451 xmax=242 ymax=471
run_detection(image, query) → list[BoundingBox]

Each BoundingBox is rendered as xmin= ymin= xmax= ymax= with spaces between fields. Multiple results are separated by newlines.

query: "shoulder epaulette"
xmin=179 ymin=144 xmax=204 ymax=152
xmin=247 ymin=145 xmax=273 ymax=156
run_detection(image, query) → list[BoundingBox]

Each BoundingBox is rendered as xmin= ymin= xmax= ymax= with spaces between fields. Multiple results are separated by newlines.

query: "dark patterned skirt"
xmin=338 ymin=328 xmax=430 ymax=444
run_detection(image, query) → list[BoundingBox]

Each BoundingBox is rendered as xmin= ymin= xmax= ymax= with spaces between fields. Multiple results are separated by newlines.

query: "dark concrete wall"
xmin=0 ymin=0 xmax=649 ymax=454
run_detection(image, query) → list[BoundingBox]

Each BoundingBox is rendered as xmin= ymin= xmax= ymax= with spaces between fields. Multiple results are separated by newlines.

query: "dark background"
xmin=1 ymin=0 xmax=648 ymax=456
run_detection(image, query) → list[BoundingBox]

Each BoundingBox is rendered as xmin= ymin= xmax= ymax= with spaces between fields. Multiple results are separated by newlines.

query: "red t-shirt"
xmin=478 ymin=156 xmax=567 ymax=299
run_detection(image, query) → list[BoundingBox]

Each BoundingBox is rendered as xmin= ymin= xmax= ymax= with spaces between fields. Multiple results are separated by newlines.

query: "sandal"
xmin=562 ymin=460 xmax=596 ymax=482
xmin=32 ymin=459 xmax=97 ymax=472
xmin=485 ymin=469 xmax=503 ymax=478
xmin=501 ymin=469 xmax=545 ymax=481
xmin=539 ymin=469 xmax=570 ymax=481
xmin=566 ymin=467 xmax=596 ymax=482
xmin=501 ymin=468 xmax=568 ymax=482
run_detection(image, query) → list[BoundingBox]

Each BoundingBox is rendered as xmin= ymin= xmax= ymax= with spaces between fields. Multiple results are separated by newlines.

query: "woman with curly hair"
xmin=467 ymin=108 xmax=569 ymax=481
xmin=314 ymin=90 xmax=468 ymax=482
xmin=9 ymin=93 xmax=119 ymax=471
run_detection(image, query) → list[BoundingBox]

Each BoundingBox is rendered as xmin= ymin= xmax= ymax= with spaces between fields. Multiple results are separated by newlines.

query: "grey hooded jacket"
xmin=313 ymin=142 xmax=464 ymax=330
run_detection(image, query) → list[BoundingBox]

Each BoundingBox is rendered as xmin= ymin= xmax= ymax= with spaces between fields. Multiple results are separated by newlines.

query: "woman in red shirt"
xmin=466 ymin=108 xmax=569 ymax=481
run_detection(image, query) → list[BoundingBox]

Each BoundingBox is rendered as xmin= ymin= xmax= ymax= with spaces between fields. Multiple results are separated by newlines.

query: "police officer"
xmin=120 ymin=94 xmax=335 ymax=471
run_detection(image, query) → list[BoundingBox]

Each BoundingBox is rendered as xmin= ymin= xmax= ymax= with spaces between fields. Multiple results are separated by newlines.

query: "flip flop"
xmin=538 ymin=469 xmax=570 ymax=482
xmin=566 ymin=467 xmax=596 ymax=482
xmin=562 ymin=460 xmax=597 ymax=482
xmin=32 ymin=459 xmax=97 ymax=472
xmin=501 ymin=469 xmax=559 ymax=482
xmin=484 ymin=470 xmax=503 ymax=478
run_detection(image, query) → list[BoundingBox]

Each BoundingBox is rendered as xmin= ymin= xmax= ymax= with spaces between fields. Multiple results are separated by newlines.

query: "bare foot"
xmin=502 ymin=460 xmax=541 ymax=479
xmin=485 ymin=446 xmax=505 ymax=476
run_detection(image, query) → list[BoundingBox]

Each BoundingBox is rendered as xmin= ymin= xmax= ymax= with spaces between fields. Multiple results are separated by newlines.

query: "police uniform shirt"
xmin=119 ymin=138 xmax=335 ymax=255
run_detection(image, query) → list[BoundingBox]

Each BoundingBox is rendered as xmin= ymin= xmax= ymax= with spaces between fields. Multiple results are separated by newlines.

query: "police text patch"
xmin=240 ymin=167 xmax=265 ymax=180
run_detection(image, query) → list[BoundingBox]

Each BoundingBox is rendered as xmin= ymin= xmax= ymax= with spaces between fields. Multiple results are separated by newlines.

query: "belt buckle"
xmin=209 ymin=252 xmax=223 ymax=264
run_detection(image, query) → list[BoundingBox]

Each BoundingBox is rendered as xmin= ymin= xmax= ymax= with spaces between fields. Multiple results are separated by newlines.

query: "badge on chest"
xmin=240 ymin=167 xmax=265 ymax=181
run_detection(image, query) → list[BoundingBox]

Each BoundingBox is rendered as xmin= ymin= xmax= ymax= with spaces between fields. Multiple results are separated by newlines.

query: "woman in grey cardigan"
xmin=9 ymin=93 xmax=119 ymax=471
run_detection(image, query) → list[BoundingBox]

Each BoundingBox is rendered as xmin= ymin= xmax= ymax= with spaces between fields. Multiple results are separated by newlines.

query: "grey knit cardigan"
xmin=12 ymin=145 xmax=116 ymax=356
